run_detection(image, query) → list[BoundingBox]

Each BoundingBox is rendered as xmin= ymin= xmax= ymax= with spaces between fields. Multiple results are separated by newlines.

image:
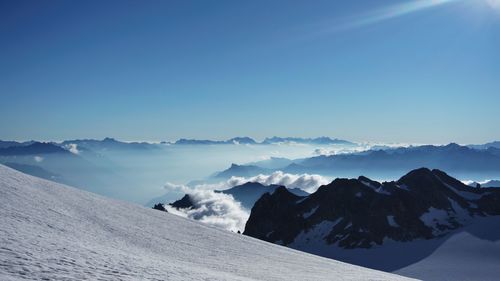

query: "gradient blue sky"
xmin=1 ymin=0 xmax=499 ymax=143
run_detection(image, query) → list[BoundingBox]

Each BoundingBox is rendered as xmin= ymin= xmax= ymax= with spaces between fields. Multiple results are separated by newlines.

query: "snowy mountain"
xmin=244 ymin=168 xmax=500 ymax=280
xmin=0 ymin=165 xmax=410 ymax=281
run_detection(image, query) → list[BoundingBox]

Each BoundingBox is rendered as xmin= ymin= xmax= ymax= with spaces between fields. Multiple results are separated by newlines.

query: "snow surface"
xmin=419 ymin=207 xmax=457 ymax=235
xmin=292 ymin=219 xmax=343 ymax=248
xmin=287 ymin=217 xmax=500 ymax=281
xmin=396 ymin=216 xmax=500 ymax=281
xmin=285 ymin=208 xmax=500 ymax=281
xmin=0 ymin=165 xmax=411 ymax=281
xmin=420 ymin=208 xmax=449 ymax=226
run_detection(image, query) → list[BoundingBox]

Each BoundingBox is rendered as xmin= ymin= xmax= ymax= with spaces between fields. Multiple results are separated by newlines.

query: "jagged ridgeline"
xmin=244 ymin=168 xmax=500 ymax=248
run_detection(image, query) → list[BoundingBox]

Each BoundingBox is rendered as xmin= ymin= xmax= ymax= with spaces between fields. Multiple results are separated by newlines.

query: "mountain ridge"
xmin=215 ymin=143 xmax=500 ymax=179
xmin=243 ymin=167 xmax=500 ymax=277
xmin=244 ymin=168 xmax=500 ymax=248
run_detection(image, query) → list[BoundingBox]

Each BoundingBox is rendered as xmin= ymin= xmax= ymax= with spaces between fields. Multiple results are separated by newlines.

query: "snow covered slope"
xmin=0 ymin=165 xmax=411 ymax=281
xmin=396 ymin=216 xmax=500 ymax=281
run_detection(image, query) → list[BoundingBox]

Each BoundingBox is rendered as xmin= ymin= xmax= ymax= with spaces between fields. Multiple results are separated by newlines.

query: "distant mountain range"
xmin=0 ymin=138 xmax=160 ymax=155
xmin=0 ymin=140 xmax=35 ymax=148
xmin=3 ymin=138 xmax=500 ymax=151
xmin=216 ymin=143 xmax=500 ymax=179
xmin=262 ymin=137 xmax=356 ymax=145
xmin=214 ymin=164 xmax=272 ymax=179
xmin=292 ymin=143 xmax=500 ymax=174
xmin=467 ymin=180 xmax=500 ymax=188
xmin=2 ymin=162 xmax=65 ymax=182
xmin=0 ymin=142 xmax=69 ymax=156
xmin=174 ymin=137 xmax=258 ymax=145
xmin=243 ymin=168 xmax=500 ymax=271
xmin=174 ymin=136 xmax=355 ymax=145
xmin=169 ymin=182 xmax=309 ymax=210
xmin=0 ymin=139 xmax=126 ymax=197
xmin=60 ymin=137 xmax=160 ymax=151
xmin=246 ymin=157 xmax=295 ymax=169
xmin=467 ymin=141 xmax=500 ymax=150
xmin=0 ymin=136 xmax=355 ymax=152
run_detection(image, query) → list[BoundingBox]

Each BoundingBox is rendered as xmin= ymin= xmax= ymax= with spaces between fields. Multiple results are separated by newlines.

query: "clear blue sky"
xmin=1 ymin=0 xmax=499 ymax=143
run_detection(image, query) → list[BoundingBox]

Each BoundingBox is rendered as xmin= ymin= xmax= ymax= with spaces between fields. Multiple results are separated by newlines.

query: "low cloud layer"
xmin=184 ymin=171 xmax=331 ymax=193
xmin=164 ymin=183 xmax=249 ymax=232
xmin=163 ymin=172 xmax=331 ymax=232
xmin=312 ymin=142 xmax=415 ymax=156
xmin=227 ymin=171 xmax=330 ymax=193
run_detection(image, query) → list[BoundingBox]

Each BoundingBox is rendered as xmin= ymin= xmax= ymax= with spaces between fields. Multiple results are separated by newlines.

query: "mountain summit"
xmin=244 ymin=168 xmax=500 ymax=248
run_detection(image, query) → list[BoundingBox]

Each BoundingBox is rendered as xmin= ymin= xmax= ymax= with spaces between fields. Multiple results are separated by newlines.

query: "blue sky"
xmin=1 ymin=0 xmax=499 ymax=143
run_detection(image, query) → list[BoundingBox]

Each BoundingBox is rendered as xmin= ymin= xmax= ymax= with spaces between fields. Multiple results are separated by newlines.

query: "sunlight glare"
xmin=487 ymin=0 xmax=500 ymax=11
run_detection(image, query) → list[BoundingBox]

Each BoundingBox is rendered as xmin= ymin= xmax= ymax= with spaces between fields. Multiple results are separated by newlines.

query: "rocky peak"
xmin=244 ymin=168 xmax=500 ymax=251
xmin=170 ymin=194 xmax=194 ymax=209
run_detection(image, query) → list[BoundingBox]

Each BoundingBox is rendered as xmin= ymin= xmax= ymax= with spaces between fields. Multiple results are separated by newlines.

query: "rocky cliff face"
xmin=244 ymin=168 xmax=500 ymax=249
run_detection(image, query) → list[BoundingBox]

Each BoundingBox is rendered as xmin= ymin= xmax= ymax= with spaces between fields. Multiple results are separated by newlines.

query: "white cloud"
xmin=313 ymin=148 xmax=330 ymax=156
xmin=164 ymin=183 xmax=249 ymax=232
xmin=163 ymin=172 xmax=330 ymax=232
xmin=226 ymin=171 xmax=330 ymax=193
xmin=64 ymin=143 xmax=80 ymax=155
xmin=175 ymin=171 xmax=330 ymax=193
xmin=312 ymin=142 xmax=416 ymax=156
xmin=164 ymin=182 xmax=191 ymax=193
xmin=313 ymin=146 xmax=369 ymax=156
xmin=34 ymin=156 xmax=44 ymax=162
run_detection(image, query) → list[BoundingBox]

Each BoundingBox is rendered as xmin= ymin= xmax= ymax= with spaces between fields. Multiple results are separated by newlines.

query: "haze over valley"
xmin=2 ymin=0 xmax=500 ymax=280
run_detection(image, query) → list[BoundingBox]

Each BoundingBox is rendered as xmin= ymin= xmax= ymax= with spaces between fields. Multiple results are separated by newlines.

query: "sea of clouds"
xmin=164 ymin=171 xmax=331 ymax=232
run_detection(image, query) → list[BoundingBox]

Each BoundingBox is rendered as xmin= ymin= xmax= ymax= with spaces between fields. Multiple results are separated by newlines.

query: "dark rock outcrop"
xmin=170 ymin=194 xmax=195 ymax=209
xmin=244 ymin=168 xmax=500 ymax=249
xmin=152 ymin=203 xmax=168 ymax=212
